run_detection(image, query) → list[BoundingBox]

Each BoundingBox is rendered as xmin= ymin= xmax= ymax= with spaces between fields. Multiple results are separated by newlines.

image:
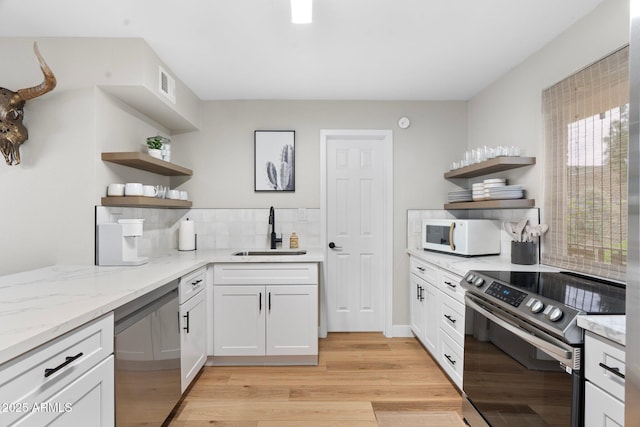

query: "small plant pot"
xmin=147 ymin=148 xmax=162 ymax=159
xmin=511 ymin=241 xmax=537 ymax=265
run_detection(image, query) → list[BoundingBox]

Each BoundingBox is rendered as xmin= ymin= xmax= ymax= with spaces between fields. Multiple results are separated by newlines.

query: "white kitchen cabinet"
xmin=409 ymin=257 xmax=439 ymax=356
xmin=212 ymin=263 xmax=318 ymax=365
xmin=0 ymin=314 xmax=114 ymax=427
xmin=408 ymin=254 xmax=468 ymax=390
xmin=213 ymin=285 xmax=265 ymax=356
xmin=437 ymin=269 xmax=466 ymax=390
xmin=180 ymin=266 xmax=208 ymax=393
xmin=410 ymin=274 xmax=426 ymax=340
xmin=584 ymin=331 xmax=625 ymax=427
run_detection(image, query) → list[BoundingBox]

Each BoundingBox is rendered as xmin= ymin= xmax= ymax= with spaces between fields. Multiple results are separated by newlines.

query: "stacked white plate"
xmin=447 ymin=189 xmax=473 ymax=203
xmin=472 ymin=183 xmax=486 ymax=201
xmin=486 ymin=184 xmax=524 ymax=200
xmin=482 ymin=178 xmax=506 ymax=200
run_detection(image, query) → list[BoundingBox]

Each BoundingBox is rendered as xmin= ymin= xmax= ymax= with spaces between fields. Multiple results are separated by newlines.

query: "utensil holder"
xmin=511 ymin=241 xmax=537 ymax=265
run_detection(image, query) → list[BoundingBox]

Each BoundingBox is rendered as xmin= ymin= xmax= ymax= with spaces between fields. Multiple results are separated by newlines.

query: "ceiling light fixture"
xmin=291 ymin=0 xmax=312 ymax=24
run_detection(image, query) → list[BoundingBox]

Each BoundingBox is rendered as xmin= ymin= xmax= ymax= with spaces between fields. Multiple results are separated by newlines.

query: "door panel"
xmin=213 ymin=286 xmax=265 ymax=356
xmin=327 ymin=138 xmax=384 ymax=331
xmin=266 ymin=285 xmax=318 ymax=356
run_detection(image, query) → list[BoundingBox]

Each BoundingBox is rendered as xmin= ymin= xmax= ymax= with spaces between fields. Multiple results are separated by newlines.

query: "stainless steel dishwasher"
xmin=114 ymin=280 xmax=181 ymax=426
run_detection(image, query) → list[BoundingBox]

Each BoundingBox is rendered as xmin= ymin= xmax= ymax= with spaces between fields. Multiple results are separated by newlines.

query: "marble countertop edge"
xmin=0 ymin=248 xmax=324 ymax=366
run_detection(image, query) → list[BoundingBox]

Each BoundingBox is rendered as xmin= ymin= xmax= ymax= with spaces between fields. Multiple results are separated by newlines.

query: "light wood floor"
xmin=167 ymin=333 xmax=464 ymax=426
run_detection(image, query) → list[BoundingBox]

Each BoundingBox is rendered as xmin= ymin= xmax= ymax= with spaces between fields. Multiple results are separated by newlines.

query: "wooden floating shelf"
xmin=101 ymin=152 xmax=193 ymax=176
xmin=444 ymin=156 xmax=536 ymax=179
xmin=101 ymin=196 xmax=192 ymax=208
xmin=445 ymin=199 xmax=535 ymax=210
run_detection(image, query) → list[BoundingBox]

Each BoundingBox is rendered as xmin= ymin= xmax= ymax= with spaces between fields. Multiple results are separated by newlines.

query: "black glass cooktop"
xmin=476 ymin=271 xmax=626 ymax=315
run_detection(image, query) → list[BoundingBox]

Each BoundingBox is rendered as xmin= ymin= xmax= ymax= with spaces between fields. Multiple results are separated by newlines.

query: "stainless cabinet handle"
xmin=259 ymin=292 xmax=262 ymax=311
xmin=444 ymin=354 xmax=456 ymax=365
xmin=183 ymin=312 xmax=190 ymax=333
xmin=599 ymin=362 xmax=625 ymax=379
xmin=191 ymin=279 xmax=203 ymax=286
xmin=444 ymin=281 xmax=456 ymax=289
xmin=268 ymin=292 xmax=272 ymax=311
xmin=44 ymin=352 xmax=83 ymax=378
xmin=444 ymin=314 xmax=456 ymax=323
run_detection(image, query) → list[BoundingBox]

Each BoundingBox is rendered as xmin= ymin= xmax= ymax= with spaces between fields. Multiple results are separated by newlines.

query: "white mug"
xmin=107 ymin=183 xmax=125 ymax=196
xmin=143 ymin=185 xmax=157 ymax=197
xmin=179 ymin=191 xmax=188 ymax=200
xmin=124 ymin=183 xmax=143 ymax=196
xmin=168 ymin=189 xmax=180 ymax=199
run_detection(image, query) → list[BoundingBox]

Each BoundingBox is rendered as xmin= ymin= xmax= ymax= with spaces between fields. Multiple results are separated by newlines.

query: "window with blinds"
xmin=542 ymin=46 xmax=629 ymax=282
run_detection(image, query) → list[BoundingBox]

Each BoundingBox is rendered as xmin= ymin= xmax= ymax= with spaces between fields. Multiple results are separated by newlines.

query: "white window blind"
xmin=542 ymin=46 xmax=629 ymax=281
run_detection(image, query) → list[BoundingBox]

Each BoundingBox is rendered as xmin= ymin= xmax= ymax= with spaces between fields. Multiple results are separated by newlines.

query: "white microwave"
xmin=422 ymin=219 xmax=500 ymax=256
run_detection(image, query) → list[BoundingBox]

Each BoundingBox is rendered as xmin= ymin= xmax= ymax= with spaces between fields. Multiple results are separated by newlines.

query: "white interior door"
xmin=324 ymin=131 xmax=390 ymax=332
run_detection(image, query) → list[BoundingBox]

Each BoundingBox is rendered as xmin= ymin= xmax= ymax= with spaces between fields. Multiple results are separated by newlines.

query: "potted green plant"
xmin=146 ymin=136 xmax=165 ymax=159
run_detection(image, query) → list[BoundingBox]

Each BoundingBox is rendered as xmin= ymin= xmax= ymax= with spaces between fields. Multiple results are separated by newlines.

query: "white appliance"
xmin=96 ymin=219 xmax=148 ymax=266
xmin=421 ymin=219 xmax=500 ymax=256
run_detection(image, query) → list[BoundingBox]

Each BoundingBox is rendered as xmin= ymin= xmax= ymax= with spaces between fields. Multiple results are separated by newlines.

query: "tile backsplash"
xmin=96 ymin=207 xmax=321 ymax=257
xmin=407 ymin=208 xmax=541 ymax=261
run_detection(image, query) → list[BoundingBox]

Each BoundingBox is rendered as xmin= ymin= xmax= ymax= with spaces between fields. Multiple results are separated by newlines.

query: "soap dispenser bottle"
xmin=290 ymin=232 xmax=299 ymax=249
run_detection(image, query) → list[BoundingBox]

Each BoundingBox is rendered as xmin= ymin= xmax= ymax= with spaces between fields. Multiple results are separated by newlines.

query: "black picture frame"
xmin=254 ymin=130 xmax=295 ymax=192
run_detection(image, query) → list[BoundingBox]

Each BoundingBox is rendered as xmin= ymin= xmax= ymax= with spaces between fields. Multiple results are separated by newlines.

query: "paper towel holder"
xmin=178 ymin=218 xmax=197 ymax=251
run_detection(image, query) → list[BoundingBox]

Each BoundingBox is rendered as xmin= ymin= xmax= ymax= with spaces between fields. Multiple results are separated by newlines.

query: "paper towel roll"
xmin=179 ymin=219 xmax=196 ymax=251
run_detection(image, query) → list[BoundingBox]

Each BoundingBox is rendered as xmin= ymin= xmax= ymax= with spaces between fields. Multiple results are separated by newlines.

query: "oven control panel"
xmin=484 ymin=281 xmax=528 ymax=307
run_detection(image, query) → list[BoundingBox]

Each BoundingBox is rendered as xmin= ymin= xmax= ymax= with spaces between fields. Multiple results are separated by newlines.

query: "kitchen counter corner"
xmin=577 ymin=315 xmax=626 ymax=346
xmin=0 ymin=248 xmax=324 ymax=366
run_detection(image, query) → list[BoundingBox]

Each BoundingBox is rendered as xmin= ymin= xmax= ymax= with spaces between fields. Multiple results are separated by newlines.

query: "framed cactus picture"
xmin=254 ymin=130 xmax=295 ymax=192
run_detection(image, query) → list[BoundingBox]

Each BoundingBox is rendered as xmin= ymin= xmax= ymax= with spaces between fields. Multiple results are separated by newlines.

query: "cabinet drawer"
xmin=213 ymin=263 xmax=318 ymax=285
xmin=585 ymin=381 xmax=624 ymax=427
xmin=0 ymin=314 xmax=113 ymax=426
xmin=585 ymin=332 xmax=625 ymax=402
xmin=439 ymin=294 xmax=465 ymax=346
xmin=410 ymin=257 xmax=437 ymax=283
xmin=439 ymin=331 xmax=463 ymax=390
xmin=439 ymin=270 xmax=464 ymax=302
xmin=180 ymin=266 xmax=207 ymax=303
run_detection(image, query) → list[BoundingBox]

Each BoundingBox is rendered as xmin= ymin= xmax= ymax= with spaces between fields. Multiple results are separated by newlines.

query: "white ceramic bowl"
xmin=125 ymin=183 xmax=143 ymax=196
xmin=107 ymin=183 xmax=125 ymax=196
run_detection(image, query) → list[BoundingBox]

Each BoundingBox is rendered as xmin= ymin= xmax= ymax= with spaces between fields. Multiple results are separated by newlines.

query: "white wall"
xmin=467 ymin=0 xmax=630 ymax=205
xmin=0 ymin=38 xmax=187 ymax=276
xmin=172 ymin=100 xmax=468 ymax=326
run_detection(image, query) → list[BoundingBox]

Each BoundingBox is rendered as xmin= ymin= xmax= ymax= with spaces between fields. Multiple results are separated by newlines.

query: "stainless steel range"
xmin=461 ymin=270 xmax=625 ymax=427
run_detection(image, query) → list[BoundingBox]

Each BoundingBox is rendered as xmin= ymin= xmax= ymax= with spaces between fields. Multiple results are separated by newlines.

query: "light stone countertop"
xmin=406 ymin=248 xmax=560 ymax=277
xmin=577 ymin=315 xmax=625 ymax=346
xmin=0 ymin=248 xmax=324 ymax=366
xmin=407 ymin=249 xmax=625 ymax=345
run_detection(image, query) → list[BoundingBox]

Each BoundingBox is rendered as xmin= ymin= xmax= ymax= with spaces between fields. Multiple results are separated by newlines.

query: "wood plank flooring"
xmin=167 ymin=333 xmax=464 ymax=426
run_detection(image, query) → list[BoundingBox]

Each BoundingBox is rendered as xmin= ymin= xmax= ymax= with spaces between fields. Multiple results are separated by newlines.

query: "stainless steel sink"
xmin=232 ymin=250 xmax=307 ymax=256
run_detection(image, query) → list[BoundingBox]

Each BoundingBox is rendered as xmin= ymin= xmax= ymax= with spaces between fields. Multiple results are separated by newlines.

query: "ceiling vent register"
xmin=159 ymin=66 xmax=176 ymax=104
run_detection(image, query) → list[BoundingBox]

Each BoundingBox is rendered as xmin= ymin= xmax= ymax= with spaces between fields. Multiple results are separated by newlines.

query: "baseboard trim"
xmin=390 ymin=324 xmax=413 ymax=338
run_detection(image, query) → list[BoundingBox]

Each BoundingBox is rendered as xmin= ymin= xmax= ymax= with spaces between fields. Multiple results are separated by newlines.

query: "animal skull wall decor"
xmin=0 ymin=42 xmax=57 ymax=165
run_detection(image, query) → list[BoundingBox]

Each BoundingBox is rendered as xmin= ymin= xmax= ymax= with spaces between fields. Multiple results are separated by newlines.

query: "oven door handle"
xmin=465 ymin=296 xmax=574 ymax=365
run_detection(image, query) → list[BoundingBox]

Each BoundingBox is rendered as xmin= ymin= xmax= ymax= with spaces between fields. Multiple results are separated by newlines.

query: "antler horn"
xmin=16 ymin=42 xmax=57 ymax=101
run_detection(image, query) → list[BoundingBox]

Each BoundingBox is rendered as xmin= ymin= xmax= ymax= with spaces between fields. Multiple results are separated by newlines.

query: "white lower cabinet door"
xmin=585 ymin=381 xmax=624 ymax=427
xmin=423 ymin=280 xmax=439 ymax=356
xmin=266 ymin=285 xmax=318 ymax=356
xmin=409 ymin=275 xmax=426 ymax=342
xmin=181 ymin=290 xmax=207 ymax=392
xmin=213 ymin=285 xmax=265 ymax=356
xmin=13 ymin=356 xmax=114 ymax=427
